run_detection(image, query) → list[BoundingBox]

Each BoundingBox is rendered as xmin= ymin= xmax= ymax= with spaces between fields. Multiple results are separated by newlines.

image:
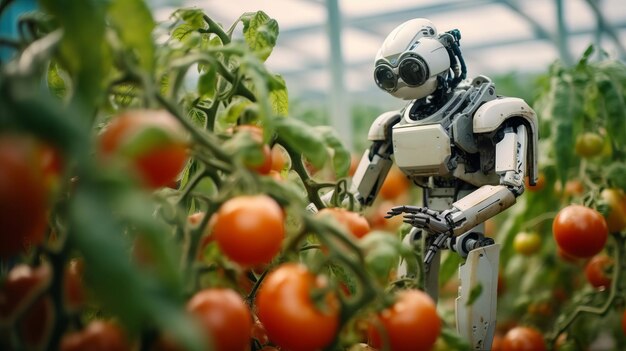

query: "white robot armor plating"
xmin=320 ymin=18 xmax=539 ymax=350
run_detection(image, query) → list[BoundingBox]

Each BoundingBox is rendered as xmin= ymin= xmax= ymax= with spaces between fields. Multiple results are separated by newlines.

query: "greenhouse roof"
xmin=153 ymin=0 xmax=626 ymax=105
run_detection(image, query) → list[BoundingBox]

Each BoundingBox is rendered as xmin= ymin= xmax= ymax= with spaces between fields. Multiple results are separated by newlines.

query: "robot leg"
xmin=455 ymin=243 xmax=500 ymax=350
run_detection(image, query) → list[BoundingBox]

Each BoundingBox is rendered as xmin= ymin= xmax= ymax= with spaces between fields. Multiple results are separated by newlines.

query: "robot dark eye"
xmin=374 ymin=65 xmax=396 ymax=91
xmin=398 ymin=57 xmax=428 ymax=86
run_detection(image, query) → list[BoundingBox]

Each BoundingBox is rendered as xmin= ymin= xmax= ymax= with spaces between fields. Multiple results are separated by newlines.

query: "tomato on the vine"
xmin=584 ymin=254 xmax=614 ymax=289
xmin=60 ymin=320 xmax=131 ymax=351
xmin=98 ymin=109 xmax=188 ymax=189
xmin=256 ymin=263 xmax=340 ymax=351
xmin=368 ymin=289 xmax=441 ymax=351
xmin=0 ymin=264 xmax=54 ymax=349
xmin=233 ymin=125 xmax=273 ymax=175
xmin=0 ymin=134 xmax=49 ymax=258
xmin=513 ymin=231 xmax=542 ymax=256
xmin=574 ymin=132 xmax=604 ymax=158
xmin=213 ymin=195 xmax=285 ymax=266
xmin=600 ymin=188 xmax=626 ymax=233
xmin=187 ymin=288 xmax=252 ymax=351
xmin=552 ymin=205 xmax=608 ymax=258
xmin=378 ymin=165 xmax=410 ymax=200
xmin=501 ymin=326 xmax=546 ymax=351
xmin=318 ymin=207 xmax=371 ymax=238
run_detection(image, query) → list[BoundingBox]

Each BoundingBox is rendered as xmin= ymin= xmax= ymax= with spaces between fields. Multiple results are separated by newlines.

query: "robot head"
xmin=374 ymin=18 xmax=452 ymax=100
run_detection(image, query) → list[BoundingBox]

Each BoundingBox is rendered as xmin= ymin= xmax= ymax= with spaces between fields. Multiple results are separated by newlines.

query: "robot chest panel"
xmin=392 ymin=123 xmax=452 ymax=176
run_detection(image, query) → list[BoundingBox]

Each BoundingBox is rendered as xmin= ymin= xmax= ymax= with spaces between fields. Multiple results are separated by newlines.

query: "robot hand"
xmin=385 ymin=206 xmax=454 ymax=234
xmin=385 ymin=206 xmax=455 ymax=265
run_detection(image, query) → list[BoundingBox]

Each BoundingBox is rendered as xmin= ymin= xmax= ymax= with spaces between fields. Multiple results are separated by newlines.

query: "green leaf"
xmin=108 ymin=0 xmax=156 ymax=72
xmin=47 ymin=61 xmax=68 ymax=99
xmin=440 ymin=326 xmax=472 ymax=350
xmin=274 ymin=118 xmax=328 ymax=170
xmin=606 ymin=163 xmax=626 ymax=191
xmin=439 ymin=251 xmax=463 ymax=286
xmin=598 ymin=78 xmax=626 ymax=148
xmin=220 ymin=98 xmax=254 ymax=126
xmin=241 ymin=11 xmax=279 ymax=61
xmin=315 ymin=126 xmax=350 ymax=178
xmin=197 ymin=65 xmax=217 ymax=98
xmin=269 ymin=75 xmax=289 ymax=116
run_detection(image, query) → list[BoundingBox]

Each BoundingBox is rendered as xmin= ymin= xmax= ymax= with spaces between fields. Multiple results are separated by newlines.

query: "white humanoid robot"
xmin=313 ymin=18 xmax=538 ymax=350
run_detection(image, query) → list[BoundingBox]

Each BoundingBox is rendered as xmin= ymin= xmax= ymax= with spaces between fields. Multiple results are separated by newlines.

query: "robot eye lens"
xmin=398 ymin=58 xmax=428 ymax=86
xmin=374 ymin=66 xmax=397 ymax=91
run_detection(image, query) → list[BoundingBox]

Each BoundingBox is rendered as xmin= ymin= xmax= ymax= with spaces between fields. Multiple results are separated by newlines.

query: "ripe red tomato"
xmin=0 ymin=134 xmax=49 ymax=258
xmin=368 ymin=289 xmax=441 ymax=351
xmin=584 ymin=254 xmax=613 ymax=289
xmin=60 ymin=320 xmax=131 ymax=351
xmin=501 ymin=326 xmax=546 ymax=351
xmin=256 ymin=263 xmax=339 ymax=351
xmin=270 ymin=144 xmax=289 ymax=172
xmin=0 ymin=264 xmax=54 ymax=348
xmin=552 ymin=205 xmax=608 ymax=258
xmin=98 ymin=109 xmax=188 ymax=189
xmin=524 ymin=173 xmax=545 ymax=192
xmin=318 ymin=207 xmax=371 ymax=238
xmin=187 ymin=288 xmax=252 ymax=351
xmin=213 ymin=195 xmax=285 ymax=266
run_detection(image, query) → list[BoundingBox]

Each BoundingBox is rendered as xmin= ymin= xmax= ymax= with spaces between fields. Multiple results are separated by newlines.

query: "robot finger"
xmin=402 ymin=213 xmax=429 ymax=227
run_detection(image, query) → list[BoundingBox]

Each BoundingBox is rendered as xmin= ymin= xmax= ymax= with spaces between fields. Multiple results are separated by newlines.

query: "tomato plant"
xmin=98 ymin=109 xmax=188 ymax=189
xmin=187 ymin=288 xmax=252 ymax=351
xmin=367 ymin=289 xmax=441 ymax=351
xmin=256 ymin=263 xmax=340 ymax=351
xmin=212 ymin=194 xmax=285 ymax=266
xmin=552 ymin=204 xmax=608 ymax=258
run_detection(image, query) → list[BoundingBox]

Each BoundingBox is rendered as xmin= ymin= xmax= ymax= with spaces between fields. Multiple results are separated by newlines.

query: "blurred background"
xmin=2 ymin=0 xmax=626 ymax=150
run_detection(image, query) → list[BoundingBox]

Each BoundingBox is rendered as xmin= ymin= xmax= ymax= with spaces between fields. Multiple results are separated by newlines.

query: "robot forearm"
xmin=447 ymin=184 xmax=516 ymax=235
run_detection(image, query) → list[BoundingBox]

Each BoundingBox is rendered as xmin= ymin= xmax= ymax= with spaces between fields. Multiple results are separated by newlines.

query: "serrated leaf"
xmin=242 ymin=11 xmax=279 ymax=61
xmin=109 ymin=0 xmax=155 ymax=72
xmin=47 ymin=61 xmax=67 ymax=99
xmin=269 ymin=75 xmax=288 ymax=116
xmin=315 ymin=126 xmax=350 ymax=178
xmin=598 ymin=78 xmax=626 ymax=147
xmin=275 ymin=118 xmax=328 ymax=170
xmin=220 ymin=99 xmax=253 ymax=125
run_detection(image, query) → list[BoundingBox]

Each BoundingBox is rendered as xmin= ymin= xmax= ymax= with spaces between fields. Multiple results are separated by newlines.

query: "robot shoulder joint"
xmin=368 ymin=110 xmax=401 ymax=141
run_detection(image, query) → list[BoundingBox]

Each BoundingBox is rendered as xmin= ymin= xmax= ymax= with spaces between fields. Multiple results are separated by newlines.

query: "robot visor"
xmin=374 ymin=55 xmax=430 ymax=92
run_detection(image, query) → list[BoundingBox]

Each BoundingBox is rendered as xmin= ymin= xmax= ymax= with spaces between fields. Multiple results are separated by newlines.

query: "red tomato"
xmin=60 ymin=320 xmax=131 ymax=351
xmin=0 ymin=134 xmax=49 ymax=258
xmin=379 ymin=166 xmax=410 ymax=200
xmin=187 ymin=288 xmax=252 ymax=351
xmin=501 ymin=326 xmax=546 ymax=351
xmin=0 ymin=263 xmax=54 ymax=348
xmin=367 ymin=289 xmax=441 ymax=351
xmin=318 ymin=207 xmax=371 ymax=238
xmin=98 ymin=109 xmax=188 ymax=189
xmin=524 ymin=173 xmax=545 ymax=192
xmin=234 ymin=125 xmax=273 ymax=175
xmin=213 ymin=195 xmax=285 ymax=266
xmin=256 ymin=263 xmax=340 ymax=351
xmin=552 ymin=205 xmax=608 ymax=258
xmin=584 ymin=254 xmax=614 ymax=289
xmin=270 ymin=144 xmax=289 ymax=172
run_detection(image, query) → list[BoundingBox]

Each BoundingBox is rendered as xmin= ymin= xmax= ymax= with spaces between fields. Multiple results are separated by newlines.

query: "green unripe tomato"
xmin=574 ymin=132 xmax=604 ymax=158
xmin=513 ymin=231 xmax=542 ymax=256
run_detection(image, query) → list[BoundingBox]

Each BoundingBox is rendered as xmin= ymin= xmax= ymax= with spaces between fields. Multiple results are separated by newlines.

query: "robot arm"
xmin=387 ymin=122 xmax=532 ymax=237
xmin=306 ymin=111 xmax=400 ymax=213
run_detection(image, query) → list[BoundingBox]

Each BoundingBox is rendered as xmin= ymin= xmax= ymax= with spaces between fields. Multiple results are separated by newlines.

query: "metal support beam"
xmin=325 ymin=0 xmax=352 ymax=151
